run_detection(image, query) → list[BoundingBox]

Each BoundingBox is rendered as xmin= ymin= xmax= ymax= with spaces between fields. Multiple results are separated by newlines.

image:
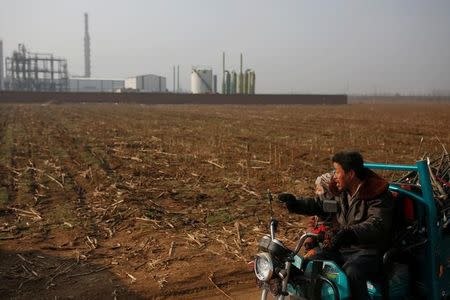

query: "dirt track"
xmin=0 ymin=103 xmax=449 ymax=299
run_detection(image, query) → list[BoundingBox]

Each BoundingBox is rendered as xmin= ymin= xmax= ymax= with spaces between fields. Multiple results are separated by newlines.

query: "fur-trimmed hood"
xmin=329 ymin=168 xmax=389 ymax=200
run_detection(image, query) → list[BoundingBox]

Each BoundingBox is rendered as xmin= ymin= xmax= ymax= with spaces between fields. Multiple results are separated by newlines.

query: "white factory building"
xmin=68 ymin=74 xmax=167 ymax=93
xmin=69 ymin=78 xmax=124 ymax=92
xmin=125 ymin=74 xmax=167 ymax=92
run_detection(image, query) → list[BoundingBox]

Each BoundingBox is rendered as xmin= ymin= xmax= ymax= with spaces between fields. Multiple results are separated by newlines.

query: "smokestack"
xmin=222 ymin=52 xmax=225 ymax=94
xmin=177 ymin=65 xmax=179 ymax=92
xmin=84 ymin=13 xmax=91 ymax=78
xmin=213 ymin=75 xmax=217 ymax=94
xmin=240 ymin=53 xmax=243 ymax=74
xmin=173 ymin=66 xmax=175 ymax=93
xmin=238 ymin=53 xmax=243 ymax=94
xmin=0 ymin=40 xmax=3 ymax=90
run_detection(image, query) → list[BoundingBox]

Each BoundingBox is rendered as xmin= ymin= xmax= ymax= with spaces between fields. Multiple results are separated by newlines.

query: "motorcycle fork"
xmin=278 ymin=260 xmax=292 ymax=300
xmin=260 ymin=288 xmax=269 ymax=300
xmin=260 ymin=261 xmax=293 ymax=300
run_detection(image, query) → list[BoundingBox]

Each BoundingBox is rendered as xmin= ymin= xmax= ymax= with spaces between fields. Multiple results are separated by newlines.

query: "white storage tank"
xmin=191 ymin=69 xmax=213 ymax=94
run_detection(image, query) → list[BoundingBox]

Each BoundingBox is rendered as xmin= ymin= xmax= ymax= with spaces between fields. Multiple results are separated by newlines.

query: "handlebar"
xmin=293 ymin=232 xmax=320 ymax=255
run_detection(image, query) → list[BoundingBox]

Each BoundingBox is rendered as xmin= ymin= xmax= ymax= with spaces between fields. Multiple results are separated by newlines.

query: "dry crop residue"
xmin=0 ymin=102 xmax=449 ymax=299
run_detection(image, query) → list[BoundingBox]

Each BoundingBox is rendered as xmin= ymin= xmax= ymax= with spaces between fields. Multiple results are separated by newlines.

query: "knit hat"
xmin=315 ymin=172 xmax=335 ymax=201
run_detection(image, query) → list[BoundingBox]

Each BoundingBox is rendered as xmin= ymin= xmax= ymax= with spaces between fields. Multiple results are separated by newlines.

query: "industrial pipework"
xmin=222 ymin=52 xmax=255 ymax=95
xmin=5 ymin=44 xmax=69 ymax=92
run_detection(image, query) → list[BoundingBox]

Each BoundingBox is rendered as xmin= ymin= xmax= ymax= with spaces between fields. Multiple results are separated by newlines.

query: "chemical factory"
xmin=0 ymin=12 xmax=347 ymax=105
xmin=221 ymin=53 xmax=255 ymax=95
xmin=3 ymin=44 xmax=69 ymax=92
xmin=190 ymin=53 xmax=255 ymax=95
xmin=0 ymin=13 xmax=254 ymax=95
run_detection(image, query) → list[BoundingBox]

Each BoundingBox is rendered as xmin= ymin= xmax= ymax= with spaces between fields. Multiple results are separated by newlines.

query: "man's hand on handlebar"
xmin=277 ymin=193 xmax=296 ymax=204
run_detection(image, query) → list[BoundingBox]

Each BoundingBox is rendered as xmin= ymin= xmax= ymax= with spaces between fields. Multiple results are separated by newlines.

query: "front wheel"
xmin=261 ymin=289 xmax=303 ymax=300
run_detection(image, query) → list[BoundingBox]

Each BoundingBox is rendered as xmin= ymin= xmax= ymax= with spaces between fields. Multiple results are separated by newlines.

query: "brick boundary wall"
xmin=0 ymin=91 xmax=347 ymax=105
xmin=349 ymin=95 xmax=450 ymax=103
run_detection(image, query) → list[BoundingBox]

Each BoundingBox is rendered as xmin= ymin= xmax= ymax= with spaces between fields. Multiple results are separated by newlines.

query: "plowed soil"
xmin=0 ymin=102 xmax=449 ymax=299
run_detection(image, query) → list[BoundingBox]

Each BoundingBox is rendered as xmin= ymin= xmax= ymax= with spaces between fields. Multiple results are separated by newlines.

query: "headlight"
xmin=254 ymin=252 xmax=274 ymax=281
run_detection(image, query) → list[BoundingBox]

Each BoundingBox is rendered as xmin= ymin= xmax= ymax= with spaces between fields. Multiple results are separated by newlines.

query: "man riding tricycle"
xmin=253 ymin=151 xmax=450 ymax=299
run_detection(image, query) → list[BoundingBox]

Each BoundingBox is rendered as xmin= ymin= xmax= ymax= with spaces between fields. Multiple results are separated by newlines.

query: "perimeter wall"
xmin=0 ymin=91 xmax=347 ymax=105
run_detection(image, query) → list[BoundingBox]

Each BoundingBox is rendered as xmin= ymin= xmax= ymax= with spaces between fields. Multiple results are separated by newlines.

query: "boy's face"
xmin=315 ymin=184 xmax=325 ymax=196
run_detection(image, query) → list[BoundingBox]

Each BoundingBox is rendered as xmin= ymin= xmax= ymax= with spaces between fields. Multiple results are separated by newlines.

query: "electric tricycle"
xmin=253 ymin=160 xmax=450 ymax=299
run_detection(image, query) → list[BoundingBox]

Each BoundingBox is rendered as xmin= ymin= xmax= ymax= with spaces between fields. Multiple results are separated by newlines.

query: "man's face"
xmin=333 ymin=162 xmax=354 ymax=191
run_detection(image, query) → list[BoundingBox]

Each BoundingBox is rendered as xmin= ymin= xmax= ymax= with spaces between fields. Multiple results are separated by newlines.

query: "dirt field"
xmin=0 ymin=102 xmax=449 ymax=299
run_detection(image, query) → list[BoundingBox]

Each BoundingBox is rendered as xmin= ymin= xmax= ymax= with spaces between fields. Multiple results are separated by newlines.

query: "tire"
xmin=285 ymin=295 xmax=308 ymax=300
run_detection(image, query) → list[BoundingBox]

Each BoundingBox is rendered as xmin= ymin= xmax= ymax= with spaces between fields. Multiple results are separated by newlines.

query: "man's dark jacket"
xmin=286 ymin=169 xmax=393 ymax=252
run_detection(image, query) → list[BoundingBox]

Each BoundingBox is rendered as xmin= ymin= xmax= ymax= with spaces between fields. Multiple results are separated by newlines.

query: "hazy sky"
xmin=1 ymin=0 xmax=450 ymax=94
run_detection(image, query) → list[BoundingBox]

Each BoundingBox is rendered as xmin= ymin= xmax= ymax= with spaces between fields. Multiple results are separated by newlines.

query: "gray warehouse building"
xmin=69 ymin=78 xmax=124 ymax=92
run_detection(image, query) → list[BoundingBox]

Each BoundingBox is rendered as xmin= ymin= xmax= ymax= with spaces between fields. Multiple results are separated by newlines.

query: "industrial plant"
xmin=0 ymin=13 xmax=167 ymax=94
xmin=189 ymin=53 xmax=256 ymax=95
xmin=3 ymin=44 xmax=69 ymax=92
xmin=0 ymin=13 xmax=259 ymax=96
xmin=221 ymin=53 xmax=256 ymax=95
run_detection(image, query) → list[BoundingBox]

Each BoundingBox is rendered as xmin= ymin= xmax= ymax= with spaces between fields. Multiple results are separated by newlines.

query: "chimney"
xmin=173 ymin=66 xmax=175 ymax=93
xmin=84 ymin=13 xmax=91 ymax=78
xmin=0 ymin=40 xmax=3 ymax=90
xmin=177 ymin=65 xmax=180 ymax=92
xmin=222 ymin=52 xmax=225 ymax=94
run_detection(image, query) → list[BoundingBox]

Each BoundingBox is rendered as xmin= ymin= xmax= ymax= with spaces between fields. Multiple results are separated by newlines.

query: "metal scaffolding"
xmin=5 ymin=44 xmax=69 ymax=91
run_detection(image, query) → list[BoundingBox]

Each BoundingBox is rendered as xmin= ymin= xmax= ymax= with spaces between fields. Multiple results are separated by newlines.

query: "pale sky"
xmin=1 ymin=0 xmax=450 ymax=94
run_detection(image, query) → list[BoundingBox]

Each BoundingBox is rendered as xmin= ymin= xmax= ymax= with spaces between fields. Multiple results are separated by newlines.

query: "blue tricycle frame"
xmin=285 ymin=160 xmax=450 ymax=299
xmin=364 ymin=160 xmax=449 ymax=300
